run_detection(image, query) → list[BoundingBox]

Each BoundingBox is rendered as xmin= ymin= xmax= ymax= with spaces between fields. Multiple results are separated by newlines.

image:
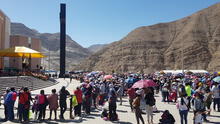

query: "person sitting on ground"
xmin=101 ymin=107 xmax=108 ymax=121
xmin=159 ymin=110 xmax=175 ymax=124
xmin=194 ymin=109 xmax=211 ymax=124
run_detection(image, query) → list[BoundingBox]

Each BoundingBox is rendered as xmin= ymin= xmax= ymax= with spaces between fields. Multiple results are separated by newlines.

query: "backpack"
xmin=149 ymin=97 xmax=156 ymax=106
xmin=12 ymin=92 xmax=17 ymax=101
xmin=37 ymin=95 xmax=45 ymax=104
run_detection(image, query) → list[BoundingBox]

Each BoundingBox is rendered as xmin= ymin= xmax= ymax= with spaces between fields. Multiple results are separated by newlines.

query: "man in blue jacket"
xmin=4 ymin=87 xmax=17 ymax=121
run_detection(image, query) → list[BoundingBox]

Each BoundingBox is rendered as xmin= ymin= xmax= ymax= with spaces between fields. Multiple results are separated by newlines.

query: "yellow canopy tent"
xmin=0 ymin=46 xmax=45 ymax=58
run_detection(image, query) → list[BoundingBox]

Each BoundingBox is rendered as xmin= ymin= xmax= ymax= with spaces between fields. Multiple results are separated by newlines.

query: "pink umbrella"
xmin=132 ymin=80 xmax=158 ymax=88
xmin=104 ymin=75 xmax=113 ymax=79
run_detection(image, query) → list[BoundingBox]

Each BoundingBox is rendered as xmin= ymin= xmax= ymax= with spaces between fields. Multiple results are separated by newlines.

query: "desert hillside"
xmin=76 ymin=3 xmax=220 ymax=73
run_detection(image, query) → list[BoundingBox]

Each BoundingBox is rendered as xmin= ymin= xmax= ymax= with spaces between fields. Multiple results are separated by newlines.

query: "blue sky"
xmin=0 ymin=0 xmax=219 ymax=47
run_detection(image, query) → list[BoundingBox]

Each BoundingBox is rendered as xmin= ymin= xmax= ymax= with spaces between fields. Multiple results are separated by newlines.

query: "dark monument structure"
xmin=60 ymin=3 xmax=66 ymax=77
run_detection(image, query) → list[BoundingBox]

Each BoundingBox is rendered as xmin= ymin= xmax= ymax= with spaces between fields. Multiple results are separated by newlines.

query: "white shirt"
xmin=177 ymin=97 xmax=188 ymax=111
xmin=211 ymin=85 xmax=220 ymax=98
xmin=100 ymin=84 xmax=106 ymax=94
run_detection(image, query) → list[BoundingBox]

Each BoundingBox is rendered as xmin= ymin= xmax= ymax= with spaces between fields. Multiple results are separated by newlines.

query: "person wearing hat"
xmin=132 ymin=89 xmax=145 ymax=124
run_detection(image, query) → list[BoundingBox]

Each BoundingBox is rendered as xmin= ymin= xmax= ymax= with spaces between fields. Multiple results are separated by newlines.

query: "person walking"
xmin=161 ymin=83 xmax=169 ymax=102
xmin=133 ymin=90 xmax=145 ymax=124
xmin=176 ymin=94 xmax=189 ymax=124
xmin=74 ymin=87 xmax=83 ymax=117
xmin=127 ymin=87 xmax=136 ymax=112
xmin=145 ymin=88 xmax=155 ymax=124
xmin=47 ymin=89 xmax=59 ymax=120
xmin=117 ymin=84 xmax=124 ymax=105
xmin=4 ymin=87 xmax=17 ymax=121
xmin=59 ymin=86 xmax=70 ymax=119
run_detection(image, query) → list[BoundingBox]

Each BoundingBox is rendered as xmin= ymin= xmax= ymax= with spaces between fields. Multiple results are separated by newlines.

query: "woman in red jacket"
xmin=74 ymin=86 xmax=83 ymax=117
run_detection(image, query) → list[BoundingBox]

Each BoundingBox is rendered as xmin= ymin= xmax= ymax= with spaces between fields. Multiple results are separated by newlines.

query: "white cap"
xmin=136 ymin=89 xmax=142 ymax=95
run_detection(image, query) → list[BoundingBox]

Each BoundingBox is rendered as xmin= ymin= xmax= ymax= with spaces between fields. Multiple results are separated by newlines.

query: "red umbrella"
xmin=104 ymin=75 xmax=113 ymax=79
xmin=132 ymin=80 xmax=158 ymax=88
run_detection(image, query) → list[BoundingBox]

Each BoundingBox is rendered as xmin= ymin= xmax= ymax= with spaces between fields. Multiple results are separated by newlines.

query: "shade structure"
xmin=0 ymin=46 xmax=45 ymax=58
xmin=132 ymin=79 xmax=158 ymax=88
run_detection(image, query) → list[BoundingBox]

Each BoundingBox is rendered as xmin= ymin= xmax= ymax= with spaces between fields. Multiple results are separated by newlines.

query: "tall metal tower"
xmin=59 ymin=3 xmax=66 ymax=77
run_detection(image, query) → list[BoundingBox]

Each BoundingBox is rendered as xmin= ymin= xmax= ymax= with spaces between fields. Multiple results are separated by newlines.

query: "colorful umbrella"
xmin=132 ymin=80 xmax=158 ymax=88
xmin=104 ymin=75 xmax=113 ymax=79
xmin=125 ymin=78 xmax=135 ymax=84
xmin=213 ymin=76 xmax=220 ymax=83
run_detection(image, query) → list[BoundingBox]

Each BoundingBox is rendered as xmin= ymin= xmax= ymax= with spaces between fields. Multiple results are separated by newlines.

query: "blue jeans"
xmin=7 ymin=101 xmax=15 ymax=121
xmin=179 ymin=110 xmax=188 ymax=124
xmin=18 ymin=104 xmax=29 ymax=122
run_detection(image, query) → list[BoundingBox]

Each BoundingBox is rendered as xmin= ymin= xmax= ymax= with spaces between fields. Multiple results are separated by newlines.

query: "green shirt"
xmin=185 ymin=85 xmax=191 ymax=96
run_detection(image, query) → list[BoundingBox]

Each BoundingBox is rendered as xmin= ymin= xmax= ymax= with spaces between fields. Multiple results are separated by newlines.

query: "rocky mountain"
xmin=11 ymin=23 xmax=90 ymax=70
xmin=76 ymin=3 xmax=220 ymax=73
xmin=87 ymin=44 xmax=108 ymax=53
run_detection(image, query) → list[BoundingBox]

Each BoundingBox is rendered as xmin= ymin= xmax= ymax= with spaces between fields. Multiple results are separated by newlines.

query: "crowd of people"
xmin=0 ymin=71 xmax=219 ymax=124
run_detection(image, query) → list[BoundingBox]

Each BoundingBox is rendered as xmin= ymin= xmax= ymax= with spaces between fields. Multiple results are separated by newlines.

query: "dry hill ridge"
xmin=11 ymin=23 xmax=90 ymax=70
xmin=76 ymin=3 xmax=220 ymax=73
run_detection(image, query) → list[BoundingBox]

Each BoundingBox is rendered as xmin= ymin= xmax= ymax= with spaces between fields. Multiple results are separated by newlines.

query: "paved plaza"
xmin=0 ymin=78 xmax=220 ymax=124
